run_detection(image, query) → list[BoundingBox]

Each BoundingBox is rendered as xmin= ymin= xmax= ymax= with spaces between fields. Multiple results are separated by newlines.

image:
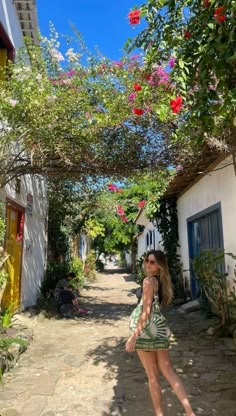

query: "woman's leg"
xmin=156 ymin=350 xmax=195 ymax=416
xmin=137 ymin=351 xmax=163 ymax=416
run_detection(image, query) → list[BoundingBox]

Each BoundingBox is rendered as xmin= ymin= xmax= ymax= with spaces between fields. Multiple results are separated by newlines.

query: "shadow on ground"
xmin=86 ymin=337 xmax=155 ymax=416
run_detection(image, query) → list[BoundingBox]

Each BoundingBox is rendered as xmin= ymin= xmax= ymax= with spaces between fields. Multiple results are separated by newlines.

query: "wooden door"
xmin=2 ymin=204 xmax=24 ymax=310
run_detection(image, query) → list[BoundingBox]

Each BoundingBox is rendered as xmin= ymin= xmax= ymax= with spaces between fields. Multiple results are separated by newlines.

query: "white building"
xmin=0 ymin=0 xmax=48 ymax=309
xmin=165 ymin=151 xmax=236 ymax=298
xmin=135 ymin=208 xmax=163 ymax=258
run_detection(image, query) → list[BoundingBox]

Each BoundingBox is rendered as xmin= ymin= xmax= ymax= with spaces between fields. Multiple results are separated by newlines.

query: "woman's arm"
xmin=132 ymin=277 xmax=155 ymax=337
xmin=125 ymin=277 xmax=155 ymax=352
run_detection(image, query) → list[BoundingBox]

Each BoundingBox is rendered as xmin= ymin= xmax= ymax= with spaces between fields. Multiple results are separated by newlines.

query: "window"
xmin=149 ymin=230 xmax=153 ymax=246
xmin=0 ymin=21 xmax=15 ymax=80
xmin=146 ymin=233 xmax=149 ymax=248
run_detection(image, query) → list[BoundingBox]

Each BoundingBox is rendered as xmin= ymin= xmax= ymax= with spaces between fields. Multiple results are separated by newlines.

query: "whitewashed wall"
xmin=0 ymin=176 xmax=48 ymax=308
xmin=0 ymin=2 xmax=48 ymax=308
xmin=177 ymin=155 xmax=236 ymax=289
xmin=136 ymin=211 xmax=163 ymax=258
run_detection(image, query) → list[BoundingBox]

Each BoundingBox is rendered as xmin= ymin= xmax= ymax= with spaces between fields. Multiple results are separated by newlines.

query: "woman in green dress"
xmin=125 ymin=250 xmax=195 ymax=416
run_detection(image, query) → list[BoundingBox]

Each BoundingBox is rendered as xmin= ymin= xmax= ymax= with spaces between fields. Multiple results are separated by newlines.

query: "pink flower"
xmin=117 ymin=205 xmax=125 ymax=216
xmin=128 ymin=92 xmax=137 ymax=102
xmin=169 ymin=56 xmax=175 ymax=68
xmin=132 ymin=54 xmax=140 ymax=61
xmin=149 ymin=66 xmax=169 ymax=87
xmin=108 ymin=184 xmax=118 ymax=192
xmin=121 ymin=216 xmax=128 ymax=223
xmin=138 ymin=200 xmax=146 ymax=208
xmin=67 ymin=70 xmax=76 ymax=77
xmin=176 ymin=165 xmax=183 ymax=172
xmin=113 ymin=61 xmax=123 ymax=67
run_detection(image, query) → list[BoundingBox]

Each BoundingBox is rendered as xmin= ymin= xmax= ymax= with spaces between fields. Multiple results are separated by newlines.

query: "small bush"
xmin=41 ymin=262 xmax=70 ymax=297
xmin=135 ymin=253 xmax=146 ymax=285
xmin=70 ymin=256 xmax=85 ymax=287
xmin=84 ymin=250 xmax=96 ymax=282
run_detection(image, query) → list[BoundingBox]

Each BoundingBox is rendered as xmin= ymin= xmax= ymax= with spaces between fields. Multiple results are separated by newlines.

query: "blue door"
xmin=188 ymin=205 xmax=224 ymax=299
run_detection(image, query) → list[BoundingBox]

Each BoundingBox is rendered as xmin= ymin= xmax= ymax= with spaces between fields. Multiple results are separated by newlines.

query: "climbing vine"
xmin=147 ymin=198 xmax=184 ymax=297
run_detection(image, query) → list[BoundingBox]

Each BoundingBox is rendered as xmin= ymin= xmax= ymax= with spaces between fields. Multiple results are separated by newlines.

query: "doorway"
xmin=2 ymin=201 xmax=25 ymax=310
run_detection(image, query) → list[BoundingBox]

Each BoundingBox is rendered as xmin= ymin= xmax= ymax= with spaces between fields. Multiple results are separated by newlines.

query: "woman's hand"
xmin=125 ymin=334 xmax=137 ymax=352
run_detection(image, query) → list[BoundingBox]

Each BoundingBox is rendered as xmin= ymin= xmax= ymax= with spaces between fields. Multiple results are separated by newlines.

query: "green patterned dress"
xmin=129 ymin=280 xmax=170 ymax=351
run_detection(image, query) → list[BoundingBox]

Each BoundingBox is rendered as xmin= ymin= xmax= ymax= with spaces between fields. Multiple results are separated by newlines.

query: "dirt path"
xmin=0 ymin=269 xmax=236 ymax=416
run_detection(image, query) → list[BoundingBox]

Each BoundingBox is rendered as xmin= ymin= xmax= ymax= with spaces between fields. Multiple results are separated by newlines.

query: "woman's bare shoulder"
xmin=143 ymin=276 xmax=157 ymax=289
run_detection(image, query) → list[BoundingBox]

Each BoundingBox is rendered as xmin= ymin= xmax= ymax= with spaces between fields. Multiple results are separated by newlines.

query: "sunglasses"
xmin=145 ymin=259 xmax=156 ymax=265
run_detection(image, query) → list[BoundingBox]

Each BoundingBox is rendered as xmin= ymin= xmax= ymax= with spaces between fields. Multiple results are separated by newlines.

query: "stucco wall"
xmin=177 ymin=155 xmax=236 ymax=288
xmin=0 ymin=176 xmax=48 ymax=308
xmin=137 ymin=222 xmax=162 ymax=258
xmin=0 ymin=3 xmax=47 ymax=308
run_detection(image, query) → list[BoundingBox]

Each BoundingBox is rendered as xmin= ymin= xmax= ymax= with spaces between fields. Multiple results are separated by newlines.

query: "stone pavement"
xmin=0 ymin=268 xmax=236 ymax=416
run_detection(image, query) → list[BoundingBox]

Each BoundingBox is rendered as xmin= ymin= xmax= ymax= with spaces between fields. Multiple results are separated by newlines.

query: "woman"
xmin=125 ymin=250 xmax=195 ymax=416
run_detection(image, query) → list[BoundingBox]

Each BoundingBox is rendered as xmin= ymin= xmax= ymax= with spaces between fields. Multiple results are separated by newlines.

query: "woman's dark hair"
xmin=145 ymin=250 xmax=173 ymax=306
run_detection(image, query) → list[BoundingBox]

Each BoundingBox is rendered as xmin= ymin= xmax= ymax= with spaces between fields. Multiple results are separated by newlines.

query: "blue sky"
xmin=37 ymin=0 xmax=144 ymax=60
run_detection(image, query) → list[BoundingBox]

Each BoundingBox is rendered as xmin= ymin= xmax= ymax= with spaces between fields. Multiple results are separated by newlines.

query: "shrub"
xmin=135 ymin=253 xmax=146 ymax=285
xmin=84 ymin=250 xmax=96 ymax=282
xmin=70 ymin=256 xmax=85 ymax=288
xmin=192 ymin=251 xmax=236 ymax=328
xmin=40 ymin=261 xmax=70 ymax=297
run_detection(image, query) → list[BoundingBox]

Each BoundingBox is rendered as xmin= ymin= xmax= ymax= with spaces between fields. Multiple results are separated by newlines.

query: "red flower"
xmin=108 ymin=184 xmax=118 ymax=192
xmin=134 ymin=83 xmax=142 ymax=91
xmin=184 ymin=30 xmax=191 ymax=39
xmin=128 ymin=10 xmax=140 ymax=25
xmin=138 ymin=200 xmax=146 ymax=208
xmin=117 ymin=205 xmax=125 ymax=216
xmin=204 ymin=0 xmax=210 ymax=7
xmin=144 ymin=74 xmax=151 ymax=81
xmin=121 ymin=216 xmax=128 ymax=223
xmin=214 ymin=6 xmax=225 ymax=15
xmin=214 ymin=7 xmax=226 ymax=22
xmin=170 ymin=97 xmax=183 ymax=114
xmin=133 ymin=108 xmax=144 ymax=116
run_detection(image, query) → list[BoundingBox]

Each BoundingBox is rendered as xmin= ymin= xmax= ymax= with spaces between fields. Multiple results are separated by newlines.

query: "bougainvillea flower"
xmin=170 ymin=97 xmax=183 ymax=113
xmin=117 ymin=205 xmax=125 ymax=216
xmin=144 ymin=74 xmax=151 ymax=81
xmin=184 ymin=30 xmax=191 ymax=39
xmin=67 ymin=69 xmax=76 ymax=77
xmin=169 ymin=56 xmax=176 ymax=68
xmin=214 ymin=6 xmax=225 ymax=15
xmin=121 ymin=216 xmax=129 ymax=223
xmin=128 ymin=92 xmax=137 ymax=102
xmin=133 ymin=108 xmax=144 ymax=116
xmin=128 ymin=10 xmax=141 ymax=25
xmin=217 ymin=14 xmax=226 ymax=22
xmin=113 ymin=61 xmax=123 ymax=67
xmin=138 ymin=200 xmax=146 ymax=208
xmin=214 ymin=7 xmax=226 ymax=22
xmin=108 ymin=184 xmax=118 ymax=192
xmin=134 ymin=83 xmax=142 ymax=91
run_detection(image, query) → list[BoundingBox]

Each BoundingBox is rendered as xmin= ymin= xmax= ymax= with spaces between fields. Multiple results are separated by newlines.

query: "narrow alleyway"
xmin=0 ymin=269 xmax=236 ymax=416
